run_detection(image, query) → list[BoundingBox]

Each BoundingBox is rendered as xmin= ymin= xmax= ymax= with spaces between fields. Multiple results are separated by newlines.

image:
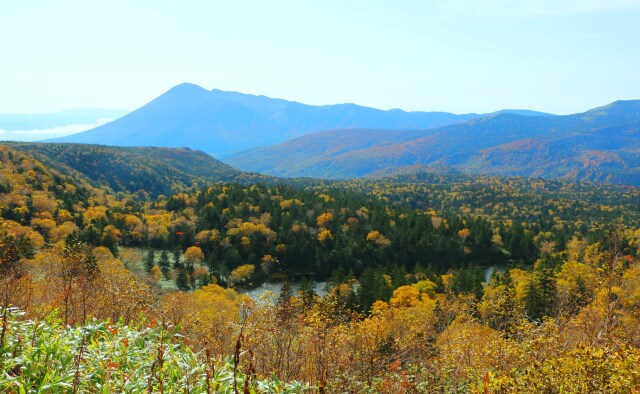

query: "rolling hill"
xmin=47 ymin=83 xmax=551 ymax=157
xmin=226 ymin=100 xmax=640 ymax=184
xmin=4 ymin=142 xmax=270 ymax=197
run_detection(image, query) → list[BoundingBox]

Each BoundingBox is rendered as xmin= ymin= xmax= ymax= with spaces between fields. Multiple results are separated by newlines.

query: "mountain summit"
xmin=48 ymin=83 xmax=551 ymax=157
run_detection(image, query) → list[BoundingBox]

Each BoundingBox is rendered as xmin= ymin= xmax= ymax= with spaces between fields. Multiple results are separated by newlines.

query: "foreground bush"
xmin=0 ymin=308 xmax=306 ymax=393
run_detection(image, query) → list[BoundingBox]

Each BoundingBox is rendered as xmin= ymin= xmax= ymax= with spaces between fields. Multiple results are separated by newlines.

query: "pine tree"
xmin=278 ymin=280 xmax=294 ymax=306
xmin=357 ymin=267 xmax=379 ymax=313
xmin=298 ymin=277 xmax=316 ymax=308
xmin=158 ymin=249 xmax=170 ymax=278
xmin=277 ymin=280 xmax=294 ymax=327
xmin=524 ymin=275 xmax=541 ymax=321
xmin=176 ymin=267 xmax=190 ymax=291
xmin=486 ymin=274 xmax=520 ymax=335
xmin=330 ymin=265 xmax=347 ymax=286
xmin=172 ymin=249 xmax=182 ymax=269
xmin=524 ymin=266 xmax=556 ymax=322
xmin=145 ymin=249 xmax=155 ymax=273
xmin=537 ymin=266 xmax=557 ymax=318
xmin=573 ymin=276 xmax=591 ymax=311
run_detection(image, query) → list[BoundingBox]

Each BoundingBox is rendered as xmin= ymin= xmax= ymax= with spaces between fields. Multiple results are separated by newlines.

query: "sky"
xmin=1 ymin=0 xmax=639 ymax=116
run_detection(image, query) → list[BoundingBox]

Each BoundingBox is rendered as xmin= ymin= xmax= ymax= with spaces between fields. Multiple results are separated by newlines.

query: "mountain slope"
xmin=225 ymin=100 xmax=640 ymax=184
xmin=226 ymin=129 xmax=431 ymax=178
xmin=48 ymin=84 xmax=288 ymax=157
xmin=4 ymin=142 xmax=270 ymax=197
xmin=48 ymin=83 xmax=552 ymax=157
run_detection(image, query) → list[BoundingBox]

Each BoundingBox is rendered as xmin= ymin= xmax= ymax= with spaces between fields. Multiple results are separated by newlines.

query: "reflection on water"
xmin=484 ymin=264 xmax=507 ymax=283
xmin=240 ymin=280 xmax=328 ymax=302
xmin=242 ymin=267 xmax=505 ymax=302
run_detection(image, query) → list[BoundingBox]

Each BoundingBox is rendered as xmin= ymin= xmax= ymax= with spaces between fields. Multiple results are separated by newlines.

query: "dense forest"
xmin=6 ymin=142 xmax=273 ymax=196
xmin=2 ymin=143 xmax=640 ymax=392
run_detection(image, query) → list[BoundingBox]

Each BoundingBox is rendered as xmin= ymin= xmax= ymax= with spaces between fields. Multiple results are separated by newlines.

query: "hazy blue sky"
xmin=1 ymin=0 xmax=639 ymax=115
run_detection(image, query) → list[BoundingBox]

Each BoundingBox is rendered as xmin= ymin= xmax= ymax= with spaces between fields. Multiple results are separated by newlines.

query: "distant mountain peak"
xmin=161 ymin=82 xmax=211 ymax=99
xmin=171 ymin=82 xmax=208 ymax=92
xmin=49 ymin=83 xmax=508 ymax=156
xmin=48 ymin=82 xmax=631 ymax=164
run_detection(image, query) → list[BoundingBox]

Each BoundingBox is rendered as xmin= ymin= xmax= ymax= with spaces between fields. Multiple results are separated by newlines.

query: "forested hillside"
xmin=2 ymin=143 xmax=640 ymax=392
xmin=227 ymin=100 xmax=640 ymax=184
xmin=4 ymin=142 xmax=271 ymax=197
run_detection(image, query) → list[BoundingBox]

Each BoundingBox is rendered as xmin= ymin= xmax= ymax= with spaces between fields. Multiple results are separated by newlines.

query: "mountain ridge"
xmin=225 ymin=100 xmax=640 ymax=184
xmin=48 ymin=83 xmax=554 ymax=157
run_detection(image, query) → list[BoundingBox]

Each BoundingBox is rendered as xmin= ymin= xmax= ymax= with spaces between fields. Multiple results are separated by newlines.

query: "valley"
xmin=2 ymin=141 xmax=640 ymax=391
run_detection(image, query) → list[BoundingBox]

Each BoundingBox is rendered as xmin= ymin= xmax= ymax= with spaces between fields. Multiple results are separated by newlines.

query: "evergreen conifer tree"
xmin=176 ymin=267 xmax=190 ymax=291
xmin=145 ymin=249 xmax=155 ymax=273
xmin=298 ymin=277 xmax=316 ymax=308
xmin=159 ymin=249 xmax=170 ymax=278
xmin=172 ymin=249 xmax=182 ymax=269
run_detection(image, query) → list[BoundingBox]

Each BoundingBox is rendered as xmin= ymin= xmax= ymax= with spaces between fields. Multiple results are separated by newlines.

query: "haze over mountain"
xmin=0 ymin=108 xmax=126 ymax=141
xmin=48 ymin=83 xmax=551 ymax=157
xmin=226 ymin=100 xmax=640 ymax=185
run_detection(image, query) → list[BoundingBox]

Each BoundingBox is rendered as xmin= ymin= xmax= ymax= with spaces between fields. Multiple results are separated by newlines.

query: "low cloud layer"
xmin=0 ymin=119 xmax=112 ymax=142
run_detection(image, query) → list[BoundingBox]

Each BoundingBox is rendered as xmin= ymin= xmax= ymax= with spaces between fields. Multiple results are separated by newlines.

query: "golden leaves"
xmin=183 ymin=246 xmax=204 ymax=265
xmin=366 ymin=230 xmax=391 ymax=248
xmin=317 ymin=229 xmax=333 ymax=243
xmin=229 ymin=264 xmax=255 ymax=285
xmin=316 ymin=212 xmax=334 ymax=229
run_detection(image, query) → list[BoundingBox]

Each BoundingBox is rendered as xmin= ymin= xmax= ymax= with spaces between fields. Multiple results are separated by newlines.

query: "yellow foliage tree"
xmin=366 ymin=230 xmax=391 ymax=248
xmin=280 ymin=199 xmax=303 ymax=210
xmin=161 ymin=284 xmax=251 ymax=354
xmin=318 ymin=229 xmax=333 ymax=243
xmin=412 ymin=279 xmax=437 ymax=298
xmin=316 ymin=212 xmax=334 ymax=229
xmin=230 ymin=264 xmax=255 ymax=285
xmin=390 ymin=285 xmax=420 ymax=308
xmin=83 ymin=206 xmax=108 ymax=225
xmin=183 ymin=246 xmax=204 ymax=267
xmin=148 ymin=265 xmax=162 ymax=285
xmin=458 ymin=228 xmax=471 ymax=240
xmin=101 ymin=225 xmax=121 ymax=243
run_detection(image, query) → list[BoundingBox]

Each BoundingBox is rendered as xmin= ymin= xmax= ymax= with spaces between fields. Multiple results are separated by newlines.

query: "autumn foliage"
xmin=2 ymin=143 xmax=640 ymax=392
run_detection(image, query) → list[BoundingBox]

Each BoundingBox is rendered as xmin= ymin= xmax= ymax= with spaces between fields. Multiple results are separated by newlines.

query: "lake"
xmin=240 ymin=280 xmax=328 ymax=302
